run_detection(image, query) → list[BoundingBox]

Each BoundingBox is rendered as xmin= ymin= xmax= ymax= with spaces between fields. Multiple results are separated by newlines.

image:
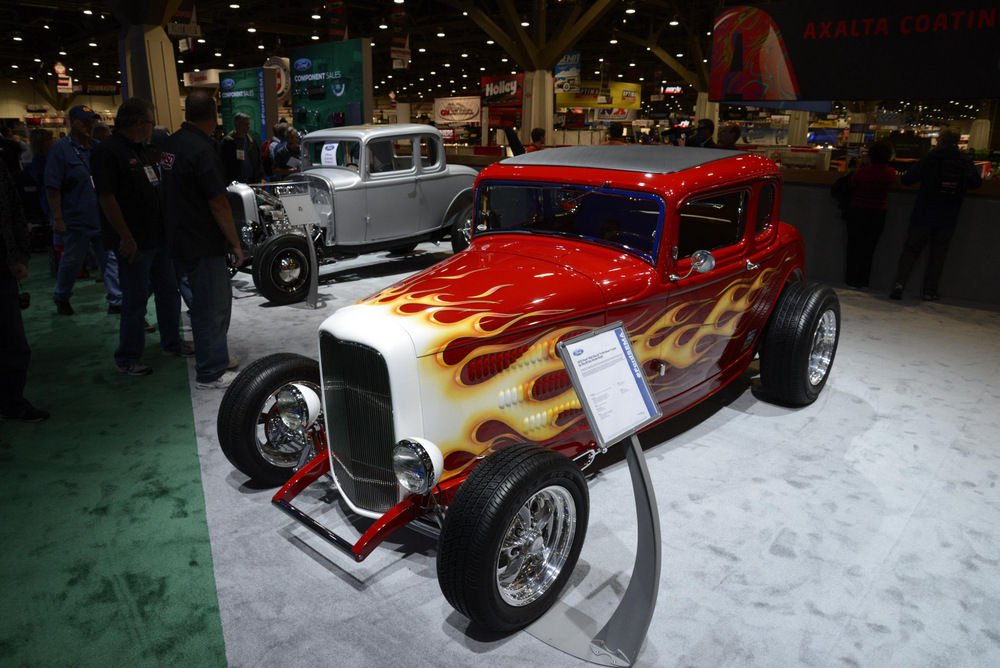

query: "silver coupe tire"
xmin=437 ymin=443 xmax=588 ymax=632
xmin=450 ymin=204 xmax=473 ymax=253
xmin=252 ymin=234 xmax=311 ymax=305
xmin=217 ymin=353 xmax=320 ymax=486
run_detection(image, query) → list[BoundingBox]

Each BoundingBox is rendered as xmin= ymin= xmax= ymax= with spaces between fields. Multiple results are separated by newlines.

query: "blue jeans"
xmin=114 ymin=248 xmax=182 ymax=367
xmin=53 ymin=228 xmax=122 ymax=305
xmin=181 ymin=256 xmax=232 ymax=382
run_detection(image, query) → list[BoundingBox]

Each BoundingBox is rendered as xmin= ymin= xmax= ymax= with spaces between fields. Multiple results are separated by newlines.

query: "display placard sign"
xmin=289 ymin=38 xmax=373 ymax=134
xmin=556 ymin=322 xmax=661 ymax=451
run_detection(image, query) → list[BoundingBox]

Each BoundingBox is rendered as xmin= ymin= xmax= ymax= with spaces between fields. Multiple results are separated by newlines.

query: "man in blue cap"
xmin=45 ymin=104 xmax=121 ymax=315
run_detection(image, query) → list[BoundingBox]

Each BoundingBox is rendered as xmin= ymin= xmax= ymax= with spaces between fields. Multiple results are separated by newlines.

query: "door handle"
xmin=746 ymin=259 xmax=760 ymax=271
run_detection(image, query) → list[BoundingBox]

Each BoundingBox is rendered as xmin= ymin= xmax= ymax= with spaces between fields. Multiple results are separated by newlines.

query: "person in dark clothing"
xmin=272 ymin=128 xmax=302 ymax=177
xmin=686 ymin=119 xmax=716 ymax=148
xmin=0 ymin=161 xmax=48 ymax=422
xmin=889 ymin=130 xmax=982 ymax=301
xmin=717 ymin=124 xmax=741 ymax=150
xmin=92 ymin=98 xmax=187 ymax=377
xmin=219 ymin=112 xmax=263 ymax=184
xmin=844 ymin=140 xmax=897 ymax=289
xmin=159 ymin=91 xmax=244 ymax=389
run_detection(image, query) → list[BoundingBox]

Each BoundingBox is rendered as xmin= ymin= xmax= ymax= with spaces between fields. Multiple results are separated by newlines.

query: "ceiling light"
xmin=257 ymin=43 xmax=264 ymax=50
xmin=214 ymin=52 xmax=222 ymax=57
xmin=83 ymin=9 xmax=93 ymax=15
xmin=311 ymin=34 xmax=319 ymax=40
xmin=520 ymin=16 xmax=530 ymax=27
xmin=58 ymin=50 xmax=66 ymax=55
xmin=33 ymin=57 xmax=41 ymax=62
xmin=418 ymin=47 xmax=425 ymax=53
xmin=95 ymin=74 xmax=101 ymax=78
xmin=669 ymin=19 xmax=679 ymax=26
xmin=311 ymin=13 xmax=321 ymax=20
xmin=486 ymin=40 xmax=494 ymax=45
xmin=228 ymin=63 xmax=235 ymax=67
xmin=198 ymin=38 xmax=206 ymax=42
xmin=625 ymin=4 xmax=636 ymax=14
xmin=609 ymin=38 xmax=618 ymax=44
xmin=10 ymin=64 xmax=18 ymax=69
xmin=379 ymin=19 xmax=388 ymax=29
xmin=246 ymin=26 xmax=256 ymax=33
xmin=13 ymin=34 xmax=23 ymax=42
xmin=43 ymin=24 xmax=50 ymax=29
xmin=394 ymin=0 xmax=405 ymax=4
xmin=177 ymin=58 xmax=184 ymax=63
xmin=436 ymin=29 xmax=445 ymax=38
xmin=675 ymin=53 xmax=683 ymax=57
xmin=229 ymin=3 xmax=240 ymax=8
xmin=92 ymin=61 xmax=99 ymax=66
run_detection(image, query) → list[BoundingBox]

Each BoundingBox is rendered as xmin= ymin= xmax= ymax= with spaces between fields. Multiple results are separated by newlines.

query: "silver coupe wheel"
xmin=273 ymin=249 xmax=307 ymax=293
xmin=808 ymin=309 xmax=837 ymax=386
xmin=496 ymin=485 xmax=577 ymax=607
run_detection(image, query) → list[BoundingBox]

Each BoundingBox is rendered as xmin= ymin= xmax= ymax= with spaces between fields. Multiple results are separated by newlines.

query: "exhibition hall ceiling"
xmin=0 ymin=0 xmax=717 ymax=112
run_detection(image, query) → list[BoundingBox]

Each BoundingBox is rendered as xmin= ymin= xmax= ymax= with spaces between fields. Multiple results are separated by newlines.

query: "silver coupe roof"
xmin=302 ymin=123 xmax=440 ymax=142
xmin=502 ymin=145 xmax=743 ymax=173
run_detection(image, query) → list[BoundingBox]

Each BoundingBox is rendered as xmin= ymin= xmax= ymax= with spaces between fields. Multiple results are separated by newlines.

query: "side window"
xmin=755 ymin=184 xmax=775 ymax=235
xmin=367 ymin=138 xmax=413 ymax=175
xmin=418 ymin=135 xmax=440 ymax=169
xmin=675 ymin=190 xmax=747 ymax=259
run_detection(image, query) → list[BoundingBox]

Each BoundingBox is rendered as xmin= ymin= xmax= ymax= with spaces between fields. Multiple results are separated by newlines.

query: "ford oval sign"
xmin=293 ymin=58 xmax=312 ymax=72
xmin=220 ymin=78 xmax=235 ymax=90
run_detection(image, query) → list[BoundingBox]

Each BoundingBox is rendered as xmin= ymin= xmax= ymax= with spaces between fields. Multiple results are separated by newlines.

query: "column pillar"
xmin=787 ymin=110 xmax=810 ymax=146
xmin=112 ymin=0 xmax=184 ymax=130
xmin=520 ymin=70 xmax=553 ymax=145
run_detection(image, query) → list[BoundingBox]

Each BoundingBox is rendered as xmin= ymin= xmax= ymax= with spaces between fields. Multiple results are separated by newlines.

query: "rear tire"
xmin=252 ymin=234 xmax=311 ymax=305
xmin=437 ymin=443 xmax=588 ymax=632
xmin=217 ymin=353 xmax=321 ymax=486
xmin=758 ymin=282 xmax=840 ymax=406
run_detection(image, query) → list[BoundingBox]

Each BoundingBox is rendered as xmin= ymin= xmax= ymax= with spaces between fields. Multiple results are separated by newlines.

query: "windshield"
xmin=303 ymin=139 xmax=361 ymax=171
xmin=476 ymin=182 xmax=663 ymax=262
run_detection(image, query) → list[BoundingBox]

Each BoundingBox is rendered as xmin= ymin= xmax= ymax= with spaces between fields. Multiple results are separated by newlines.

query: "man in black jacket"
xmin=219 ymin=112 xmax=262 ymax=184
xmin=889 ymin=130 xmax=982 ymax=301
xmin=0 ymin=162 xmax=48 ymax=421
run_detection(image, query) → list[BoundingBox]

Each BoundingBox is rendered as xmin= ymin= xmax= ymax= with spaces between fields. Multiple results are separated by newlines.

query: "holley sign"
xmin=481 ymin=74 xmax=523 ymax=107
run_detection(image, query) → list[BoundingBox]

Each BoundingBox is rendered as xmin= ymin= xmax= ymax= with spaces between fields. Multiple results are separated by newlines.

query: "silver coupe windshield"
xmin=477 ymin=183 xmax=662 ymax=261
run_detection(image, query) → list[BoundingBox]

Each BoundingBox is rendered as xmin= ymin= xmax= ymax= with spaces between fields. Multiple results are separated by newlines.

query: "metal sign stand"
xmin=527 ymin=323 xmax=662 ymax=666
xmin=305 ymin=231 xmax=320 ymax=309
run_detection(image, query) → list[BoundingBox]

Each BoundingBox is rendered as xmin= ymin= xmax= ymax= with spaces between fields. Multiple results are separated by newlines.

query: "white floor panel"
xmin=190 ymin=244 xmax=1000 ymax=667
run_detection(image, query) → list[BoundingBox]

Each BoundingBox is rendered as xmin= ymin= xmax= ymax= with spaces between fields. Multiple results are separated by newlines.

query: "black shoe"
xmin=888 ymin=284 xmax=903 ymax=300
xmin=53 ymin=297 xmax=74 ymax=315
xmin=921 ymin=292 xmax=939 ymax=302
xmin=108 ymin=303 xmax=122 ymax=315
xmin=144 ymin=319 xmax=157 ymax=333
xmin=1 ymin=403 xmax=50 ymax=422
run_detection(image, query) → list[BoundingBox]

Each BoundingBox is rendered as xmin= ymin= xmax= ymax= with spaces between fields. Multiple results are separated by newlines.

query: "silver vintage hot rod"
xmin=227 ymin=124 xmax=477 ymax=304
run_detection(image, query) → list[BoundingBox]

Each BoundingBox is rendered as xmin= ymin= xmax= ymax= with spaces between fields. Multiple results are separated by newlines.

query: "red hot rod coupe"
xmin=217 ymin=145 xmax=840 ymax=632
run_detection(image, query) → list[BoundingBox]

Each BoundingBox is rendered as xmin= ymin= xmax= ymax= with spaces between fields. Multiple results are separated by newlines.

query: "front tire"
xmin=437 ymin=443 xmax=589 ymax=632
xmin=217 ymin=353 xmax=321 ymax=486
xmin=252 ymin=234 xmax=311 ymax=305
xmin=758 ymin=282 xmax=840 ymax=406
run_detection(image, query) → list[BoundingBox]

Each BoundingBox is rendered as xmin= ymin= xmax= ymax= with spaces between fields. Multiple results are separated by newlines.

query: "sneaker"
xmin=162 ymin=343 xmax=195 ymax=358
xmin=108 ymin=303 xmax=122 ymax=315
xmin=196 ymin=370 xmax=239 ymax=390
xmin=888 ymin=284 xmax=903 ymax=300
xmin=1 ymin=403 xmax=50 ymax=422
xmin=116 ymin=363 xmax=153 ymax=376
xmin=144 ymin=319 xmax=157 ymax=333
xmin=921 ymin=292 xmax=939 ymax=302
xmin=227 ymin=355 xmax=240 ymax=371
xmin=53 ymin=297 xmax=74 ymax=315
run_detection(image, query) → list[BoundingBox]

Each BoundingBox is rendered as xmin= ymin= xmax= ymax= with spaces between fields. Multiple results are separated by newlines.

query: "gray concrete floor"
xmin=189 ymin=242 xmax=1000 ymax=667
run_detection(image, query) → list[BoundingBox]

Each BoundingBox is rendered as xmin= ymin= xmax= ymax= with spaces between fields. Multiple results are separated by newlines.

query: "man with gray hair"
xmin=220 ymin=111 xmax=262 ymax=184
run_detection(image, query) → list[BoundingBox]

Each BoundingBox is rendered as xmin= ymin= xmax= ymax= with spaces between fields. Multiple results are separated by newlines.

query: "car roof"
xmin=302 ymin=124 xmax=439 ymax=142
xmin=501 ymin=145 xmax=744 ymax=173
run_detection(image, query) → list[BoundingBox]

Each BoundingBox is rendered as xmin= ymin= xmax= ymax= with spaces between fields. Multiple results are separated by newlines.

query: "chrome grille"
xmin=320 ymin=333 xmax=398 ymax=513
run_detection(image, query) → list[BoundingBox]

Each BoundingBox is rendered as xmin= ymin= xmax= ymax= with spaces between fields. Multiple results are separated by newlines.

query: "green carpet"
xmin=0 ymin=258 xmax=226 ymax=667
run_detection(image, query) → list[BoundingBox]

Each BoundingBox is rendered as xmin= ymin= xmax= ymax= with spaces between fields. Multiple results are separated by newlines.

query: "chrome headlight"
xmin=274 ymin=383 xmax=321 ymax=431
xmin=392 ymin=438 xmax=444 ymax=495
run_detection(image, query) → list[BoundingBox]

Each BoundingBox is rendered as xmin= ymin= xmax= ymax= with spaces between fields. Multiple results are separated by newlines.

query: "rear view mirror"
xmin=669 ymin=249 xmax=716 ymax=281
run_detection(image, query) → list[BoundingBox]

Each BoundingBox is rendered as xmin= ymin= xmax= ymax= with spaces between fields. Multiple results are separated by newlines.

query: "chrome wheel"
xmin=254 ymin=380 xmax=320 ymax=468
xmin=808 ymin=309 xmax=837 ymax=386
xmin=496 ymin=485 xmax=577 ymax=607
xmin=272 ymin=249 xmax=308 ymax=293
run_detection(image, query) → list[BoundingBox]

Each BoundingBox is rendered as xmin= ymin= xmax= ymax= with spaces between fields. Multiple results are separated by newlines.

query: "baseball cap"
xmin=68 ymin=105 xmax=98 ymax=122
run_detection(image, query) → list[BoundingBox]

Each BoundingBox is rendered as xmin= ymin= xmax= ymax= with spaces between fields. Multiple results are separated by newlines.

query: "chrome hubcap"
xmin=496 ymin=485 xmax=576 ymax=607
xmin=808 ymin=309 xmax=837 ymax=386
xmin=256 ymin=381 xmax=320 ymax=467
xmin=459 ymin=209 xmax=473 ymax=243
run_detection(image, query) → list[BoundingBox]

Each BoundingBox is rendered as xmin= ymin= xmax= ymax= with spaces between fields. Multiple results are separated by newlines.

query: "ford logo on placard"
xmin=293 ymin=58 xmax=312 ymax=72
xmin=572 ymin=348 xmax=584 ymax=356
xmin=220 ymin=78 xmax=235 ymax=90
